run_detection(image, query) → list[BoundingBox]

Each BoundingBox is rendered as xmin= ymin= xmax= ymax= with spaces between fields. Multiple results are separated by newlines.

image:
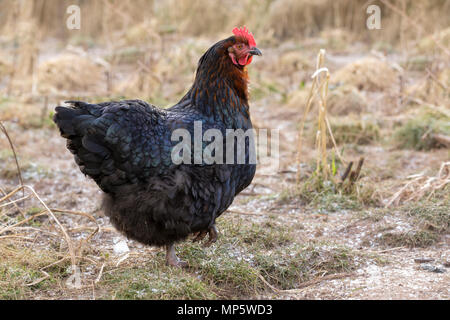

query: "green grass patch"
xmin=393 ymin=109 xmax=450 ymax=150
xmin=102 ymin=265 xmax=216 ymax=300
xmin=0 ymin=243 xmax=67 ymax=299
xmin=0 ymin=265 xmax=41 ymax=299
xmin=221 ymin=219 xmax=293 ymax=249
xmin=280 ymin=173 xmax=377 ymax=213
xmin=330 ymin=118 xmax=380 ymax=145
xmin=377 ymin=199 xmax=448 ymax=248
xmin=406 ymin=200 xmax=449 ymax=234
xmin=254 ymin=242 xmax=360 ymax=289
xmin=378 ymin=230 xmax=439 ymax=248
xmin=179 ymin=242 xmax=263 ymax=297
xmin=174 ymin=218 xmax=366 ymax=296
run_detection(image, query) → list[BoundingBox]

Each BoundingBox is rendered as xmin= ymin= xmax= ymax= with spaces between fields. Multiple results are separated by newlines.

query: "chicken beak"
xmin=248 ymin=47 xmax=262 ymax=56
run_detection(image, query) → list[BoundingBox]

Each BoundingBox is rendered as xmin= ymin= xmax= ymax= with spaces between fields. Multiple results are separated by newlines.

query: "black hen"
xmin=53 ymin=27 xmax=261 ymax=266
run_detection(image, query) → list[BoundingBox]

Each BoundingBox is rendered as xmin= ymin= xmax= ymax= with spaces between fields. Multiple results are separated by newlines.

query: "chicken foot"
xmin=165 ymin=244 xmax=188 ymax=268
xmin=192 ymin=225 xmax=218 ymax=247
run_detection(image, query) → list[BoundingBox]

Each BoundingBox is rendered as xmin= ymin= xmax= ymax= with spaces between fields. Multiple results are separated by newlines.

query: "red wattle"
xmin=238 ymin=54 xmax=251 ymax=66
xmin=230 ymin=53 xmax=253 ymax=66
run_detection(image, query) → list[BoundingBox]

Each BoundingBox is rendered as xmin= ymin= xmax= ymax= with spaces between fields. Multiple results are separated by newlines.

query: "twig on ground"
xmin=0 ymin=184 xmax=100 ymax=289
xmin=385 ymin=162 xmax=450 ymax=207
xmin=0 ymin=121 xmax=25 ymax=201
xmin=341 ymin=161 xmax=354 ymax=182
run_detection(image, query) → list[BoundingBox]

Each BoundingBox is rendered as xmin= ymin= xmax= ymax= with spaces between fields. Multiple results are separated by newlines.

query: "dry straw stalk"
xmin=296 ymin=49 xmax=345 ymax=184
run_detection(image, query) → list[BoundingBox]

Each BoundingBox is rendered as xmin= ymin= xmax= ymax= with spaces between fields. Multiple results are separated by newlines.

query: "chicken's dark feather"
xmin=53 ymin=36 xmax=256 ymax=247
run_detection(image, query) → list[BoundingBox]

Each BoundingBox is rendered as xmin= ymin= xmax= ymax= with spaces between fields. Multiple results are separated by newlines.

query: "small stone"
xmin=113 ymin=239 xmax=130 ymax=255
xmin=420 ymin=264 xmax=446 ymax=273
xmin=414 ymin=257 xmax=434 ymax=263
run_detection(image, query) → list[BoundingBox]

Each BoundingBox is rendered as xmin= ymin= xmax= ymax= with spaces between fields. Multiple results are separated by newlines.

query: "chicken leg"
xmin=192 ymin=225 xmax=218 ymax=247
xmin=165 ymin=244 xmax=188 ymax=268
xmin=204 ymin=225 xmax=218 ymax=247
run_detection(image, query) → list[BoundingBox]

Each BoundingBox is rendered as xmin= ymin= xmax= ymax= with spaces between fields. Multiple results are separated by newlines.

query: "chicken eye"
xmin=236 ymin=44 xmax=243 ymax=50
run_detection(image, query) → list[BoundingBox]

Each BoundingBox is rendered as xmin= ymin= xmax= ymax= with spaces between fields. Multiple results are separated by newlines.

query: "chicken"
xmin=53 ymin=27 xmax=262 ymax=267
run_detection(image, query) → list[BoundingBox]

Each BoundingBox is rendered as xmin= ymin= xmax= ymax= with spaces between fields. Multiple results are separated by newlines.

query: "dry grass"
xmin=418 ymin=27 xmax=450 ymax=53
xmin=1 ymin=0 xmax=448 ymax=40
xmin=332 ymin=57 xmax=399 ymax=92
xmin=296 ymin=49 xmax=340 ymax=182
xmin=327 ymin=85 xmax=367 ymax=115
xmin=0 ymin=184 xmax=99 ymax=290
xmin=329 ymin=117 xmax=380 ymax=145
xmin=392 ymin=107 xmax=450 ymax=150
xmin=37 ymin=51 xmax=109 ymax=96
xmin=386 ymin=162 xmax=450 ymax=207
xmin=0 ymin=100 xmax=54 ymax=129
xmin=1 ymin=0 xmax=448 ymax=105
xmin=0 ymin=52 xmax=12 ymax=75
xmin=288 ymin=83 xmax=368 ymax=116
xmin=407 ymin=68 xmax=449 ymax=106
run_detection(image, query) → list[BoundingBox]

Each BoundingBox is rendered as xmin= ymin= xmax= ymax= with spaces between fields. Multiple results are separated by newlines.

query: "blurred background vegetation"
xmin=1 ymin=0 xmax=447 ymax=157
xmin=0 ymin=0 xmax=448 ymax=104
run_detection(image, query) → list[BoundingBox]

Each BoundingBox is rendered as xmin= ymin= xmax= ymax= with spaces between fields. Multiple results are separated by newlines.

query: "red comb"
xmin=232 ymin=26 xmax=256 ymax=47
